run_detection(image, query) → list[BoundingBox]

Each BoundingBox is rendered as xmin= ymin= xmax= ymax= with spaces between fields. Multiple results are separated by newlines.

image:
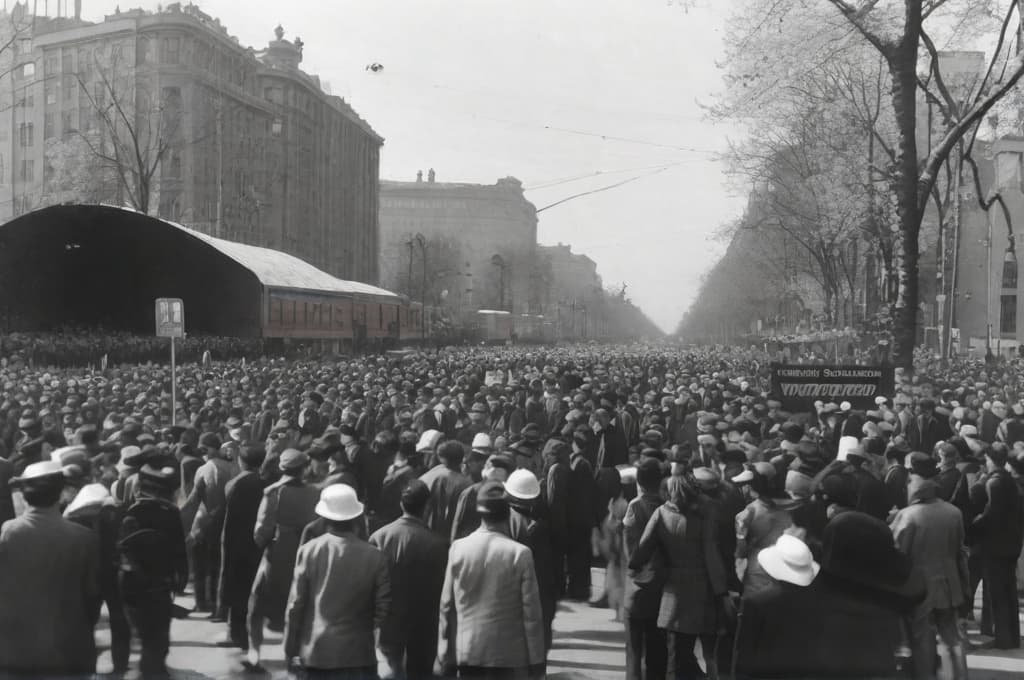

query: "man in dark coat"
xmin=908 ymin=399 xmax=948 ymax=455
xmin=215 ymin=444 xmax=267 ymax=650
xmin=541 ymin=439 xmax=571 ymax=600
xmin=846 ymin=448 xmax=890 ymax=521
xmin=970 ymin=446 xmax=1024 ymax=649
xmin=420 ymin=440 xmax=472 ymax=541
xmin=623 ymin=459 xmax=667 ymax=680
xmin=566 ymin=429 xmax=597 ymax=601
xmin=369 ymin=479 xmax=448 ymax=680
xmin=883 ymin=445 xmax=910 ymax=512
xmin=376 ymin=436 xmax=421 ymax=527
xmin=506 ymin=469 xmax=559 ymax=657
xmin=118 ymin=463 xmax=190 ymax=678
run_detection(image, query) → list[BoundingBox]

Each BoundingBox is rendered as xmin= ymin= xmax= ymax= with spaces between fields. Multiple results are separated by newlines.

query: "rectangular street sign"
xmin=155 ymin=298 xmax=185 ymax=338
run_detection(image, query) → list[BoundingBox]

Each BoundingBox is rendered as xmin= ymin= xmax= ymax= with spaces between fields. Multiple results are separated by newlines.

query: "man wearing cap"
xmin=117 ymin=463 xmax=190 ymax=678
xmin=285 ymin=484 xmax=390 ymax=679
xmin=370 ymin=479 xmax=448 ymax=680
xmin=506 ymin=469 xmax=558 ymax=657
xmin=0 ymin=461 xmax=100 ymax=677
xmin=438 ymin=481 xmax=545 ymax=679
xmin=181 ymin=433 xmax=238 ymax=616
xmin=216 ymin=444 xmax=268 ymax=650
xmin=891 ymin=452 xmax=970 ymax=680
xmin=246 ymin=448 xmax=320 ymax=671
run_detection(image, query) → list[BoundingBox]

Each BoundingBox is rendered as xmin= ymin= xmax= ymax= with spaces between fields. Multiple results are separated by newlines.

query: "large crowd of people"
xmin=0 ymin=341 xmax=1022 ymax=679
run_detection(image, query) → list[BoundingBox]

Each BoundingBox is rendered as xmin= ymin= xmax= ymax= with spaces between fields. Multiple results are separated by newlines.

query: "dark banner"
xmin=769 ymin=363 xmax=895 ymax=412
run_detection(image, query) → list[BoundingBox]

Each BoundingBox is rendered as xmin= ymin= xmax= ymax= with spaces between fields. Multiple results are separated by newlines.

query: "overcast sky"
xmin=82 ymin=0 xmax=745 ymax=332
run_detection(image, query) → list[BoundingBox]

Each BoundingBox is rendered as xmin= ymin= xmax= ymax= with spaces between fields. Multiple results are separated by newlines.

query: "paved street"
xmin=93 ymin=568 xmax=1024 ymax=680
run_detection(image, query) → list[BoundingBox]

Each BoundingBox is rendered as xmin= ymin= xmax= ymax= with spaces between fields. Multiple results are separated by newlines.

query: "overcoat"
xmin=630 ymin=499 xmax=727 ymax=634
xmin=369 ymin=516 xmax=448 ymax=652
xmin=890 ymin=479 xmax=970 ymax=612
xmin=218 ymin=470 xmax=267 ymax=613
xmin=0 ymin=506 xmax=100 ymax=675
xmin=250 ymin=477 xmax=319 ymax=625
xmin=438 ymin=526 xmax=545 ymax=670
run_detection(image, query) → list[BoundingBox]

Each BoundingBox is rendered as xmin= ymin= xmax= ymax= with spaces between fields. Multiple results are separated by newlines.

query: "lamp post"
xmin=414 ymin=233 xmax=427 ymax=340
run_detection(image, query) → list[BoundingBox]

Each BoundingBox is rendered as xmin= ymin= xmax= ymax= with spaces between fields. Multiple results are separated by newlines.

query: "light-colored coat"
xmin=439 ymin=525 xmax=545 ymax=669
xmin=284 ymin=530 xmax=391 ymax=669
xmin=0 ymin=506 xmax=100 ymax=674
xmin=891 ymin=478 xmax=970 ymax=611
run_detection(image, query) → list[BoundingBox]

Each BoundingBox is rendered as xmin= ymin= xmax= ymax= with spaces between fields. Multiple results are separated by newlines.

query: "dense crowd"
xmin=0 ymin=327 xmax=266 ymax=367
xmin=0 ymin=342 xmax=1023 ymax=679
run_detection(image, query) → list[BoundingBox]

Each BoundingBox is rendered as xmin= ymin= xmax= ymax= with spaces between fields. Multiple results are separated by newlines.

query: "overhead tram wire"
xmin=526 ymin=159 xmax=699 ymax=191
xmin=535 ymin=165 xmax=677 ymax=214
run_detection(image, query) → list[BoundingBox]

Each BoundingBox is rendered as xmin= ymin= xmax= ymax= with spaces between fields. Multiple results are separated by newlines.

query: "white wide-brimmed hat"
xmin=64 ymin=483 xmax=112 ymax=517
xmin=315 ymin=484 xmax=364 ymax=522
xmin=757 ymin=534 xmax=819 ymax=587
xmin=505 ymin=469 xmax=540 ymax=500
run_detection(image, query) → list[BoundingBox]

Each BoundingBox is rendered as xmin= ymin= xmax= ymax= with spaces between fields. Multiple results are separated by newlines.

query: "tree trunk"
xmin=888 ymin=31 xmax=923 ymax=370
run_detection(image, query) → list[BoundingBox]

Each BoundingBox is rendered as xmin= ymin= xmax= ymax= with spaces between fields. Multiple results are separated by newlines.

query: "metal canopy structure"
xmin=0 ymin=204 xmax=398 ymax=338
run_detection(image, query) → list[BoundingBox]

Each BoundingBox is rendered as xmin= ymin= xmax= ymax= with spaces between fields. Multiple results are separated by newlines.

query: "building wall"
xmin=379 ymin=173 xmax=538 ymax=314
xmin=0 ymin=3 xmax=381 ymax=284
xmin=955 ymin=136 xmax=1024 ymax=355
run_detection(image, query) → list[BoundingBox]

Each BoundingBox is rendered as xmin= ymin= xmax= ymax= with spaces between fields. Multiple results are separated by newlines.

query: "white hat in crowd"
xmin=64 ymin=483 xmax=112 ymax=517
xmin=315 ymin=484 xmax=364 ymax=522
xmin=757 ymin=534 xmax=820 ymax=587
xmin=416 ymin=430 xmax=443 ymax=453
xmin=471 ymin=432 xmax=494 ymax=452
xmin=505 ymin=469 xmax=540 ymax=501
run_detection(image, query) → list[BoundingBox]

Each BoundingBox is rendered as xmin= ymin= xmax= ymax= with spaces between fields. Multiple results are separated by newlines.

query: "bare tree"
xmin=70 ymin=47 xmax=186 ymax=215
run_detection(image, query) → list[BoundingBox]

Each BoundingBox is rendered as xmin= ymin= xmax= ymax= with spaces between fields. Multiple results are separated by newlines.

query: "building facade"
xmin=0 ymin=2 xmax=381 ymax=284
xmin=379 ymin=171 xmax=538 ymax=315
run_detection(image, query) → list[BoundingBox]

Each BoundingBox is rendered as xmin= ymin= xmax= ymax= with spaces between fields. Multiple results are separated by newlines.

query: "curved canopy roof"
xmin=0 ymin=204 xmax=400 ymax=337
xmin=146 ymin=206 xmax=397 ymax=296
xmin=120 ymin=205 xmax=399 ymax=299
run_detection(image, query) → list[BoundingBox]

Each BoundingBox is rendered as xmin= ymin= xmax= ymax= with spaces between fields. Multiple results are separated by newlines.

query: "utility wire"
xmin=535 ymin=165 xmax=675 ymax=214
xmin=526 ymin=160 xmax=692 ymax=191
xmin=541 ymin=124 xmax=717 ymax=154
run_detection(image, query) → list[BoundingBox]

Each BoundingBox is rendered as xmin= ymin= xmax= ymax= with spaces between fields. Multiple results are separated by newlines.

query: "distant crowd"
xmin=0 ymin=342 xmax=1022 ymax=679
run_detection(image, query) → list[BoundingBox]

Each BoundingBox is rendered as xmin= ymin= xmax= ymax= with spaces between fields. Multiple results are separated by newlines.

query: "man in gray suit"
xmin=438 ymin=481 xmax=545 ymax=679
xmin=284 ymin=483 xmax=391 ymax=679
xmin=891 ymin=452 xmax=971 ymax=680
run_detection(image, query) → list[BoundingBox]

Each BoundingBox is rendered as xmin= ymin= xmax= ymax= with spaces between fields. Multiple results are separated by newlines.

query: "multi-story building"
xmin=0 ymin=2 xmax=381 ymax=284
xmin=378 ymin=170 xmax=539 ymax=315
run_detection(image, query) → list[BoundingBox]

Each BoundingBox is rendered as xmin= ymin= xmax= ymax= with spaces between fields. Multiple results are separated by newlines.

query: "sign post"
xmin=155 ymin=298 xmax=185 ymax=426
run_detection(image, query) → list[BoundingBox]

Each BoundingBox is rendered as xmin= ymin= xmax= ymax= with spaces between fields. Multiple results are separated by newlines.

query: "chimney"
xmin=416 ymin=170 xmax=423 ymax=183
xmin=428 ymin=168 xmax=435 ymax=183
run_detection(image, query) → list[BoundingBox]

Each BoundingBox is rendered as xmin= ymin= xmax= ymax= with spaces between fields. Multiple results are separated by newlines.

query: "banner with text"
xmin=770 ymin=363 xmax=895 ymax=412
